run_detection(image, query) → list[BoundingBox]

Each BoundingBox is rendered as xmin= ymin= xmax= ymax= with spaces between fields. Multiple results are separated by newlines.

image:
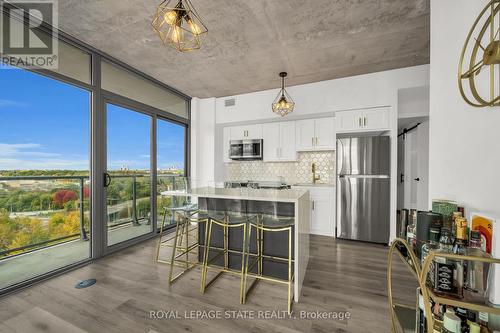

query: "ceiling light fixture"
xmin=272 ymin=72 xmax=295 ymax=117
xmin=151 ymin=0 xmax=208 ymax=52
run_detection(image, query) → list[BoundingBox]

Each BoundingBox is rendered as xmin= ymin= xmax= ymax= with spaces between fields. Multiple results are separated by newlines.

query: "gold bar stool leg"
xmin=155 ymin=208 xmax=168 ymax=262
xmin=239 ymin=223 xmax=247 ymax=304
xmin=201 ymin=219 xmax=213 ymax=293
xmin=168 ymin=215 xmax=184 ymax=284
xmin=242 ymin=224 xmax=251 ymax=304
xmin=288 ymin=227 xmax=293 ymax=314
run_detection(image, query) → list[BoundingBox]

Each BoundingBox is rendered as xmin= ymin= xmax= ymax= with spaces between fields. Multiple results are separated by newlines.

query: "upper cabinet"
xmin=263 ymin=121 xmax=297 ymax=162
xmin=229 ymin=124 xmax=263 ymax=140
xmin=296 ymin=117 xmax=336 ymax=151
xmin=336 ymin=108 xmax=390 ymax=133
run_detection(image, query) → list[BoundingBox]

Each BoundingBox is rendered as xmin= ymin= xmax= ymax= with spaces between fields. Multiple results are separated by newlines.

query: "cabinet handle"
xmin=364 ymin=117 xmax=367 ymax=126
xmin=312 ymin=137 xmax=314 ymax=146
xmin=316 ymin=137 xmax=319 ymax=146
xmin=279 ymin=147 xmax=282 ymax=157
xmin=276 ymin=147 xmax=279 ymax=157
xmin=312 ymin=201 xmax=315 ymax=210
xmin=358 ymin=117 xmax=362 ymax=127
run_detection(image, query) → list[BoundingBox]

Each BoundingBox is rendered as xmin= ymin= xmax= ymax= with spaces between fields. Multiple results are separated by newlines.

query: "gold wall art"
xmin=459 ymin=0 xmax=500 ymax=107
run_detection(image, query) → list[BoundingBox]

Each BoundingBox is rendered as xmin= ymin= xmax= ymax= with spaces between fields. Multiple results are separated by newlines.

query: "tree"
xmin=53 ymin=189 xmax=78 ymax=208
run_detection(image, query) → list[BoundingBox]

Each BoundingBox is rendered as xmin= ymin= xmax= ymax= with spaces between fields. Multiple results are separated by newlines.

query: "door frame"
xmin=94 ymin=89 xmax=190 ymax=256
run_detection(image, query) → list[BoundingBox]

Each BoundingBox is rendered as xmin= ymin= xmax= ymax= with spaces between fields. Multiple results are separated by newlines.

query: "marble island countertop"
xmin=161 ymin=186 xmax=309 ymax=203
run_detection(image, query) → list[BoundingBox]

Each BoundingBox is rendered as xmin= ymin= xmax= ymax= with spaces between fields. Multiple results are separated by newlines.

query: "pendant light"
xmin=272 ymin=72 xmax=295 ymax=117
xmin=152 ymin=0 xmax=208 ymax=52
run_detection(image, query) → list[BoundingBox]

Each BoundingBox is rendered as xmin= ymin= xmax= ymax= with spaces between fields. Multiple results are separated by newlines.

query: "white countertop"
xmin=161 ymin=186 xmax=309 ymax=203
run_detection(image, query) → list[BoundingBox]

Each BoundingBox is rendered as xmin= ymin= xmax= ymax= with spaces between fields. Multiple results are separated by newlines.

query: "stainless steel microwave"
xmin=229 ymin=139 xmax=263 ymax=160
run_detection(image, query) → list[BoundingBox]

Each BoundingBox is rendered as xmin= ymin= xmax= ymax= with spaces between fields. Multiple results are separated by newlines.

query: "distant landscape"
xmin=0 ymin=169 xmax=184 ymax=257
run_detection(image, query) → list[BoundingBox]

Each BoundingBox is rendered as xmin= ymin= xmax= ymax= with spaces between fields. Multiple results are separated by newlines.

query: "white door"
xmin=279 ymin=121 xmax=297 ymax=161
xmin=314 ymin=117 xmax=335 ymax=150
xmin=403 ymin=131 xmax=418 ymax=209
xmin=296 ymin=119 xmax=315 ymax=150
xmin=362 ymin=108 xmax=389 ymax=131
xmin=311 ymin=196 xmax=335 ymax=236
xmin=416 ymin=121 xmax=429 ymax=211
xmin=262 ymin=123 xmax=280 ymax=162
xmin=402 ymin=121 xmax=429 ymax=211
xmin=335 ymin=111 xmax=362 ymax=133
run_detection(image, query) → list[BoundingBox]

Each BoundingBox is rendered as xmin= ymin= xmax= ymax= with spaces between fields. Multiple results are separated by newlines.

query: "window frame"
xmin=0 ymin=3 xmax=192 ymax=294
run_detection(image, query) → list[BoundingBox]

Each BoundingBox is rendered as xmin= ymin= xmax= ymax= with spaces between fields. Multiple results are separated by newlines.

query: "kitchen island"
xmin=162 ymin=187 xmax=311 ymax=302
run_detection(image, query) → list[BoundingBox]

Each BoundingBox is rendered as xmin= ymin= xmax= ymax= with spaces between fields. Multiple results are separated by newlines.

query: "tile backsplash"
xmin=225 ymin=151 xmax=336 ymax=184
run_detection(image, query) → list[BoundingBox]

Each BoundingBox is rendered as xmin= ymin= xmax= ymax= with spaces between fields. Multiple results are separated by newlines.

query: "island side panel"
xmin=295 ymin=191 xmax=310 ymax=302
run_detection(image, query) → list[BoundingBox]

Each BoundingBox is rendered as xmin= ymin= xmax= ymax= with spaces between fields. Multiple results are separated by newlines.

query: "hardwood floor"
xmin=0 ymin=234 xmax=417 ymax=333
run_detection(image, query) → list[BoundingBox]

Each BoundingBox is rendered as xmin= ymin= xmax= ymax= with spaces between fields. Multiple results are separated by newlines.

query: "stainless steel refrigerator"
xmin=336 ymin=136 xmax=390 ymax=243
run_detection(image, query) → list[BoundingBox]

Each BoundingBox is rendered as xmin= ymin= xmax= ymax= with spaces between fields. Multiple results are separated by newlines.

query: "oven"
xmin=229 ymin=139 xmax=263 ymax=160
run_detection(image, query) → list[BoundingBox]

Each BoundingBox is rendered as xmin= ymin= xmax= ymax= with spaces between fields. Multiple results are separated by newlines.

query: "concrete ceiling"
xmin=58 ymin=0 xmax=430 ymax=98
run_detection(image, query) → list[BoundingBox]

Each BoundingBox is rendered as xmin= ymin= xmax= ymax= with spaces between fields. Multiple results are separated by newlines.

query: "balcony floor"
xmin=0 ymin=234 xmax=416 ymax=333
xmin=0 ymin=223 xmax=153 ymax=290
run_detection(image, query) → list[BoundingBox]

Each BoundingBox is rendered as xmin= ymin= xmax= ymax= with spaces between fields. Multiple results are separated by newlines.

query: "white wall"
xmin=192 ymin=65 xmax=429 ymax=243
xmin=190 ymin=97 xmax=216 ymax=186
xmin=398 ymin=86 xmax=430 ymax=119
xmin=430 ymin=0 xmax=500 ymax=220
xmin=430 ymin=0 xmax=500 ymax=305
xmin=216 ymin=65 xmax=430 ymax=124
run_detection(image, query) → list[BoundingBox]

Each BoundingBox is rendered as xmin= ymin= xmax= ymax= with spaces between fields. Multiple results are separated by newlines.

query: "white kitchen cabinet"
xmin=296 ymin=117 xmax=335 ymax=151
xmin=314 ymin=117 xmax=336 ymax=150
xmin=263 ymin=121 xmax=297 ymax=162
xmin=223 ymin=127 xmax=231 ymax=163
xmin=295 ymin=119 xmax=316 ymax=151
xmin=230 ymin=124 xmax=263 ymax=140
xmin=279 ymin=121 xmax=297 ymax=160
xmin=292 ymin=186 xmax=335 ymax=236
xmin=336 ymin=108 xmax=390 ymax=133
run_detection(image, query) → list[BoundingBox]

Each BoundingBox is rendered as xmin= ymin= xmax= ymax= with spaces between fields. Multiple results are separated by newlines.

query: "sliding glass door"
xmin=105 ymin=103 xmax=153 ymax=247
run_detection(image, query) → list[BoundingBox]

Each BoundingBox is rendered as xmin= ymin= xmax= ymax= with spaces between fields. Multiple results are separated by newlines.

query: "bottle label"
xmin=478 ymin=311 xmax=488 ymax=322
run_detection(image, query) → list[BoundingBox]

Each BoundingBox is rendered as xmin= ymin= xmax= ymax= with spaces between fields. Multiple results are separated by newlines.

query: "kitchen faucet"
xmin=312 ymin=163 xmax=321 ymax=184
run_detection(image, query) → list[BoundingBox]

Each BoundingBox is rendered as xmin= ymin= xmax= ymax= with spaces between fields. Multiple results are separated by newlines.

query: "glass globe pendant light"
xmin=152 ymin=0 xmax=208 ymax=52
xmin=272 ymin=72 xmax=295 ymax=117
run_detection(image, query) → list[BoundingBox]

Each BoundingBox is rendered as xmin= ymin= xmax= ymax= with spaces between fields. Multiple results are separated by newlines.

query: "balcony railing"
xmin=0 ymin=174 xmax=187 ymax=259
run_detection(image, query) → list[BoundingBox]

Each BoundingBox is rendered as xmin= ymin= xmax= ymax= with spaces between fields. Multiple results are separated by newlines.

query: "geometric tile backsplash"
xmin=225 ymin=151 xmax=336 ymax=184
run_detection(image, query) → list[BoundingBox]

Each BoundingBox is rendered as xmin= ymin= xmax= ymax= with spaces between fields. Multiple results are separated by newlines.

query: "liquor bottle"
xmin=433 ymin=228 xmax=464 ymax=298
xmin=478 ymin=312 xmax=493 ymax=333
xmin=466 ymin=230 xmax=492 ymax=298
xmin=407 ymin=209 xmax=418 ymax=251
xmin=422 ymin=227 xmax=441 ymax=265
xmin=469 ymin=322 xmax=480 ymax=333
xmin=451 ymin=211 xmax=463 ymax=244
xmin=453 ymin=217 xmax=469 ymax=255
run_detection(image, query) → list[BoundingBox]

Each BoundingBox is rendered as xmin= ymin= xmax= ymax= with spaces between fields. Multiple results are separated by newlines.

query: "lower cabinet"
xmin=293 ymin=186 xmax=335 ymax=236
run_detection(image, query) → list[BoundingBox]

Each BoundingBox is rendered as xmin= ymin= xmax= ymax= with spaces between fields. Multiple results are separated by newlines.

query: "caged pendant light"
xmin=151 ymin=0 xmax=208 ymax=52
xmin=272 ymin=72 xmax=295 ymax=117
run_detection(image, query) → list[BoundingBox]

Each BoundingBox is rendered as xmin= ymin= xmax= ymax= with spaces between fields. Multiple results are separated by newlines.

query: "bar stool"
xmin=166 ymin=209 xmax=226 ymax=284
xmin=155 ymin=201 xmax=198 ymax=266
xmin=243 ymin=215 xmax=295 ymax=314
xmin=201 ymin=212 xmax=256 ymax=303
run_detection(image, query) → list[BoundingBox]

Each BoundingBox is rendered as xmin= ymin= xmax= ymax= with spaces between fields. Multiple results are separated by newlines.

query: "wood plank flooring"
xmin=0 ymin=235 xmax=417 ymax=333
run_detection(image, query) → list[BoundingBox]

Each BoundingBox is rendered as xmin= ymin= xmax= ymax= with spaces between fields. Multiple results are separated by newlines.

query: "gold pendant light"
xmin=152 ymin=0 xmax=208 ymax=52
xmin=272 ymin=72 xmax=295 ymax=117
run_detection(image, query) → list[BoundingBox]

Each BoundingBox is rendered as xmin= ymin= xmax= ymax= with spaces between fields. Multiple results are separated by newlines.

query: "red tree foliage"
xmin=53 ymin=189 xmax=78 ymax=206
xmin=83 ymin=187 xmax=90 ymax=198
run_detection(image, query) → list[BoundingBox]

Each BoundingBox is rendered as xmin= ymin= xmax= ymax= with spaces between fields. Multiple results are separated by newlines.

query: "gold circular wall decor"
xmin=459 ymin=0 xmax=500 ymax=107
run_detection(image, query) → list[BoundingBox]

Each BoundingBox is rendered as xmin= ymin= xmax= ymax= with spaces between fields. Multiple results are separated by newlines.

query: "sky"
xmin=0 ymin=67 xmax=185 ymax=171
